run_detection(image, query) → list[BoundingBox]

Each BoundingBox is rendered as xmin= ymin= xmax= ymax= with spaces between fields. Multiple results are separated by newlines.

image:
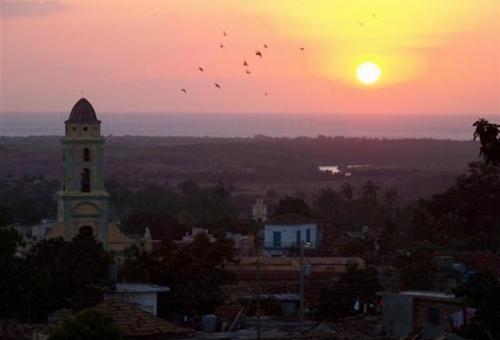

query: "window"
xmin=273 ymin=231 xmax=281 ymax=247
xmin=428 ymin=307 xmax=440 ymax=325
xmin=306 ymin=229 xmax=311 ymax=243
xmin=83 ymin=148 xmax=90 ymax=162
xmin=296 ymin=230 xmax=301 ymax=246
xmin=81 ymin=168 xmax=90 ymax=192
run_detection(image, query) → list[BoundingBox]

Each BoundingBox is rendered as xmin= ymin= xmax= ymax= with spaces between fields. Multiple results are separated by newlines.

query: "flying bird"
xmin=220 ymin=43 xmax=224 ymax=48
xmin=264 ymin=92 xmax=269 ymax=96
xmin=199 ymin=67 xmax=204 ymax=72
xmin=223 ymin=31 xmax=227 ymax=36
xmin=214 ymin=83 xmax=221 ymax=89
xmin=243 ymin=61 xmax=248 ymax=66
xmin=246 ymin=70 xmax=251 ymax=74
xmin=300 ymin=47 xmax=305 ymax=51
xmin=255 ymin=50 xmax=262 ymax=57
xmin=264 ymin=43 xmax=268 ymax=48
xmin=181 ymin=89 xmax=187 ymax=93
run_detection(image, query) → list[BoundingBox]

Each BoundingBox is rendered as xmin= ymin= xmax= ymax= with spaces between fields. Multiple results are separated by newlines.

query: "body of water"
xmin=1 ymin=112 xmax=496 ymax=140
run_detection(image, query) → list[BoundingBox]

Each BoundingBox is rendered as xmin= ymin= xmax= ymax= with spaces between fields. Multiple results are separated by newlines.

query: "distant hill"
xmin=0 ymin=135 xmax=480 ymax=204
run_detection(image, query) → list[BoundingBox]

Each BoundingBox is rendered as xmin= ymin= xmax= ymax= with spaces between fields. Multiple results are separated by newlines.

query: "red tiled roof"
xmin=94 ymin=300 xmax=194 ymax=338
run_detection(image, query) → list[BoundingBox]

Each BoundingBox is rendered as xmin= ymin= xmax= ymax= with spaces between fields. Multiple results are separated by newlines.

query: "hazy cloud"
xmin=1 ymin=1 xmax=68 ymax=19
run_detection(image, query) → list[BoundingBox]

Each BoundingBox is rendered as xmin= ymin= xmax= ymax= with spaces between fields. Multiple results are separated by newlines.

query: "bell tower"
xmin=57 ymin=98 xmax=110 ymax=244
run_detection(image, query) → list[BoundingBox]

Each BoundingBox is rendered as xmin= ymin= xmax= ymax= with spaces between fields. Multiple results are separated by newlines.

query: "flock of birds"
xmin=179 ymin=13 xmax=380 ymax=97
xmin=180 ymin=30 xmax=306 ymax=97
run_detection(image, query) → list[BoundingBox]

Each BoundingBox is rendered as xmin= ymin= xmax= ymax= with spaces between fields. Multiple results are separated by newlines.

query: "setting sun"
xmin=356 ymin=62 xmax=381 ymax=85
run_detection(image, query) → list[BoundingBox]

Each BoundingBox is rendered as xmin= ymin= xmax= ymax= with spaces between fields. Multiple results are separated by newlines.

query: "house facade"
xmin=262 ymin=213 xmax=317 ymax=257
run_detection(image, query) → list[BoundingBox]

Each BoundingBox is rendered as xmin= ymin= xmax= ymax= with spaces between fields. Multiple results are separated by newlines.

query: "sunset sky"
xmin=1 ymin=0 xmax=499 ymax=116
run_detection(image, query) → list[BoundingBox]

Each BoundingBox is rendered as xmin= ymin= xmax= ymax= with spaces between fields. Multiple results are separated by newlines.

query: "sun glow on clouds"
xmin=235 ymin=0 xmax=495 ymax=86
xmin=1 ymin=0 xmax=499 ymax=114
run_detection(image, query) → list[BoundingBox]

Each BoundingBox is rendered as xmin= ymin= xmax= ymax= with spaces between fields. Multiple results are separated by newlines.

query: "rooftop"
xmin=95 ymin=299 xmax=194 ymax=338
xmin=114 ymin=282 xmax=170 ymax=293
xmin=66 ymin=97 xmax=100 ymax=123
xmin=266 ymin=213 xmax=315 ymax=225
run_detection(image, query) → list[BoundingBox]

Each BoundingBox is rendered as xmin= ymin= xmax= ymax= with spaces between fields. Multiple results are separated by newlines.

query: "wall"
xmin=382 ymin=293 xmax=413 ymax=339
xmin=263 ymin=223 xmax=317 ymax=256
xmin=413 ymin=298 xmax=461 ymax=332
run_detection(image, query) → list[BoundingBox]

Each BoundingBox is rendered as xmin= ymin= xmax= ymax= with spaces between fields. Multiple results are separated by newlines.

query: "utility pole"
xmin=257 ymin=258 xmax=261 ymax=340
xmin=299 ymin=240 xmax=304 ymax=333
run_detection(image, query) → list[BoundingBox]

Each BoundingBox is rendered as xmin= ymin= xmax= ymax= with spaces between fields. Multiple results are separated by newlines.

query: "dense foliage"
xmin=454 ymin=271 xmax=500 ymax=340
xmin=410 ymin=162 xmax=500 ymax=252
xmin=121 ymin=232 xmax=239 ymax=315
xmin=48 ymin=309 xmax=122 ymax=340
xmin=0 ymin=230 xmax=114 ymax=322
xmin=0 ymin=175 xmax=59 ymax=226
xmin=317 ymin=263 xmax=379 ymax=320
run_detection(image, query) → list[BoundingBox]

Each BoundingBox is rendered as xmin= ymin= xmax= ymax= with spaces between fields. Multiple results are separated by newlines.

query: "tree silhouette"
xmin=273 ymin=196 xmax=312 ymax=217
xmin=473 ymin=118 xmax=500 ymax=166
xmin=362 ymin=181 xmax=380 ymax=203
xmin=361 ymin=181 xmax=381 ymax=228
xmin=48 ymin=309 xmax=122 ymax=340
xmin=340 ymin=182 xmax=354 ymax=201
xmin=454 ymin=270 xmax=500 ymax=340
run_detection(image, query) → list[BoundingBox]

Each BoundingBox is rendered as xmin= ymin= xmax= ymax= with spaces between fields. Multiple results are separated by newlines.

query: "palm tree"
xmin=383 ymin=189 xmax=399 ymax=210
xmin=362 ymin=180 xmax=380 ymax=203
xmin=340 ymin=183 xmax=354 ymax=201
xmin=473 ymin=118 xmax=500 ymax=166
xmin=363 ymin=181 xmax=381 ymax=228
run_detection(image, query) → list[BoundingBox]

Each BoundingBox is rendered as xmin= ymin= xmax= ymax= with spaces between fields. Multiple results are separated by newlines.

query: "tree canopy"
xmin=0 ymin=233 xmax=114 ymax=322
xmin=121 ymin=232 xmax=238 ymax=315
xmin=48 ymin=309 xmax=122 ymax=340
xmin=454 ymin=270 xmax=500 ymax=340
xmin=273 ymin=196 xmax=312 ymax=218
xmin=473 ymin=118 xmax=500 ymax=166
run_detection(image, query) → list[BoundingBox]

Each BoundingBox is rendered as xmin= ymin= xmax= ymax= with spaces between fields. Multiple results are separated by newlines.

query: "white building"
xmin=104 ymin=283 xmax=170 ymax=316
xmin=262 ymin=213 xmax=318 ymax=257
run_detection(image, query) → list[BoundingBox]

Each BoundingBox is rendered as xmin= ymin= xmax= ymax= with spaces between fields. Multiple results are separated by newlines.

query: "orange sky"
xmin=1 ymin=0 xmax=499 ymax=115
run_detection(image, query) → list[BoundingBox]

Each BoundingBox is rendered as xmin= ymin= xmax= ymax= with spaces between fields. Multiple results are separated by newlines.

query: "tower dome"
xmin=66 ymin=98 xmax=100 ymax=123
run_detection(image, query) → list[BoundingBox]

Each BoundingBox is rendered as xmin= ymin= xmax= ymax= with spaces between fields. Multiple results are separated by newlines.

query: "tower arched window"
xmin=81 ymin=168 xmax=90 ymax=193
xmin=83 ymin=148 xmax=90 ymax=162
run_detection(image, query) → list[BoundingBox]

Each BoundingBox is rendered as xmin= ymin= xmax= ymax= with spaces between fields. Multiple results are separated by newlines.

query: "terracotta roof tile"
xmin=95 ymin=299 xmax=194 ymax=338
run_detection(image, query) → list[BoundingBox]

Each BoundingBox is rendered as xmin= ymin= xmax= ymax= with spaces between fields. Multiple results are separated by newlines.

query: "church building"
xmin=46 ymin=98 xmax=134 ymax=252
